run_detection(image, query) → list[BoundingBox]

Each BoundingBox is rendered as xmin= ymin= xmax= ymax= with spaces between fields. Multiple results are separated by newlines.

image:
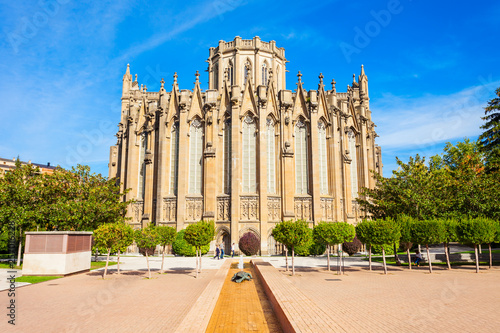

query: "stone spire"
xmin=318 ymin=73 xmax=324 ymax=90
xmin=195 ymin=70 xmax=200 ymax=84
xmin=331 ymin=79 xmax=336 ymax=93
xmin=160 ymin=78 xmax=165 ymax=90
xmin=125 ymin=63 xmax=130 ymax=75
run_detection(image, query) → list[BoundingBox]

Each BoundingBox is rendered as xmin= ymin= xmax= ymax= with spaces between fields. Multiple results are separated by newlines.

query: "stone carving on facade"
xmin=133 ymin=201 xmax=143 ymax=223
xmin=320 ymin=197 xmax=334 ymax=221
xmin=186 ymin=197 xmax=203 ymax=221
xmin=240 ymin=196 xmax=259 ymax=221
xmin=294 ymin=197 xmax=312 ymax=221
xmin=217 ymin=196 xmax=231 ymax=221
xmin=267 ymin=196 xmax=281 ymax=221
xmin=163 ymin=197 xmax=177 ymax=222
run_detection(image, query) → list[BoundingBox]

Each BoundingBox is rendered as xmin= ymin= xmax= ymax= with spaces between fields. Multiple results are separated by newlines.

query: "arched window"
xmin=348 ymin=130 xmax=358 ymax=198
xmin=138 ymin=132 xmax=147 ymax=200
xmin=189 ymin=119 xmax=203 ymax=194
xmin=318 ymin=121 xmax=328 ymax=195
xmin=169 ymin=122 xmax=179 ymax=195
xmin=242 ymin=116 xmax=256 ymax=193
xmin=213 ymin=63 xmax=219 ymax=90
xmin=276 ymin=65 xmax=280 ymax=90
xmin=227 ymin=61 xmax=234 ymax=86
xmin=223 ymin=118 xmax=231 ymax=194
xmin=262 ymin=62 xmax=268 ymax=86
xmin=295 ymin=120 xmax=309 ymax=194
xmin=244 ymin=61 xmax=251 ymax=86
xmin=266 ymin=118 xmax=276 ymax=194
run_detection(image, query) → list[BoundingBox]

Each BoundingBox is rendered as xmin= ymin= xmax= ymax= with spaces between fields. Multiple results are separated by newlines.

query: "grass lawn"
xmin=15 ymin=276 xmax=62 ymax=284
xmin=366 ymin=256 xmax=498 ymax=266
xmin=91 ymin=261 xmax=118 ymax=270
xmin=456 ymin=249 xmax=500 ymax=254
xmin=0 ymin=262 xmax=22 ymax=269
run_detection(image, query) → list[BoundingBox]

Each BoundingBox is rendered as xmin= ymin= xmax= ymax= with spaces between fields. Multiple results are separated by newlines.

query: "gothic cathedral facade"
xmin=108 ymin=36 xmax=382 ymax=254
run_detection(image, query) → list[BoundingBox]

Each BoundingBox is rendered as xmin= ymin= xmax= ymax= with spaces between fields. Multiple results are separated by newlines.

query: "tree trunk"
xmin=382 ymin=247 xmax=387 ymax=275
xmin=368 ymin=244 xmax=372 ymax=271
xmin=327 ymin=246 xmax=330 ymax=271
xmin=474 ymin=244 xmax=479 ymax=273
xmin=146 ymin=252 xmax=151 ymax=279
xmin=393 ymin=243 xmax=401 ymax=265
xmin=285 ymin=247 xmax=289 ymax=271
xmin=489 ymin=243 xmax=492 ymax=269
xmin=16 ymin=227 xmax=22 ymax=267
xmin=117 ymin=250 xmax=121 ymax=275
xmin=407 ymin=248 xmax=412 ymax=270
xmin=291 ymin=247 xmax=295 ymax=276
xmin=426 ymin=244 xmax=432 ymax=273
xmin=160 ymin=245 xmax=165 ymax=274
xmin=103 ymin=248 xmax=110 ymax=279
xmin=195 ymin=248 xmax=199 ymax=278
xmin=444 ymin=243 xmax=451 ymax=270
xmin=199 ymin=248 xmax=203 ymax=273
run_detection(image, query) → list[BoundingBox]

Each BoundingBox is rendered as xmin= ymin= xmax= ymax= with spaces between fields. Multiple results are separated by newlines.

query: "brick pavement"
xmin=258 ymin=262 xmax=500 ymax=333
xmin=0 ymin=265 xmax=218 ymax=332
xmin=206 ymin=261 xmax=282 ymax=333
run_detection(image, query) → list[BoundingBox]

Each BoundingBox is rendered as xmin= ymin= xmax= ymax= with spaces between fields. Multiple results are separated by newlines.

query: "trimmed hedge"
xmin=342 ymin=235 xmax=362 ymax=256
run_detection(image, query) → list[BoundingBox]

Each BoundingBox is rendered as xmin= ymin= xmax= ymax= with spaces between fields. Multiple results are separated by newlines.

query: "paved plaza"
xmin=1 ymin=255 xmax=499 ymax=332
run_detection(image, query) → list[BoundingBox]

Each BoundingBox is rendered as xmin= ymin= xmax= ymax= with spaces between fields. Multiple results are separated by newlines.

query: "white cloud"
xmin=373 ymin=77 xmax=500 ymax=150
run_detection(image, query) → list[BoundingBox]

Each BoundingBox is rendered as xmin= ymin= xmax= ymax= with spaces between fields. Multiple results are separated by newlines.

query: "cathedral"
xmin=108 ymin=36 xmax=382 ymax=255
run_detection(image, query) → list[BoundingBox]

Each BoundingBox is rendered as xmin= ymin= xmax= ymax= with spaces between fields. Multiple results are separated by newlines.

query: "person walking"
xmin=214 ymin=245 xmax=220 ymax=259
xmin=220 ymin=246 xmax=225 ymax=259
xmin=231 ymin=243 xmax=235 ymax=257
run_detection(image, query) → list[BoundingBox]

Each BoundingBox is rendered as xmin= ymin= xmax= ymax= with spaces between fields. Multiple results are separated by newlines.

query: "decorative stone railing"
xmin=186 ymin=196 xmax=203 ymax=221
xmin=240 ymin=195 xmax=259 ymax=221
xmin=320 ymin=197 xmax=334 ymax=221
xmin=217 ymin=195 xmax=231 ymax=221
xmin=267 ymin=196 xmax=281 ymax=222
xmin=294 ymin=196 xmax=312 ymax=221
xmin=163 ymin=197 xmax=177 ymax=222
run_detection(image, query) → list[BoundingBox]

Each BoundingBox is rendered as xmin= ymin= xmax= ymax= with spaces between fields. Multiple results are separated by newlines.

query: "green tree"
xmin=370 ymin=218 xmax=401 ymax=274
xmin=442 ymin=219 xmax=458 ymax=270
xmin=134 ymin=227 xmax=159 ymax=279
xmin=184 ymin=220 xmax=215 ymax=278
xmin=272 ymin=220 xmax=311 ymax=276
xmin=172 ymin=229 xmax=210 ymax=256
xmin=356 ymin=220 xmax=374 ymax=270
xmin=358 ymin=155 xmax=447 ymax=220
xmin=313 ymin=222 xmax=355 ymax=273
xmin=479 ymin=87 xmax=500 ymax=169
xmin=397 ymin=215 xmax=414 ymax=270
xmin=93 ymin=223 xmax=132 ymax=279
xmin=411 ymin=220 xmax=445 ymax=273
xmin=113 ymin=223 xmax=134 ymax=275
xmin=0 ymin=160 xmax=44 ymax=266
xmin=40 ymin=165 xmax=131 ymax=231
xmin=155 ymin=225 xmax=177 ymax=274
xmin=458 ymin=217 xmax=496 ymax=273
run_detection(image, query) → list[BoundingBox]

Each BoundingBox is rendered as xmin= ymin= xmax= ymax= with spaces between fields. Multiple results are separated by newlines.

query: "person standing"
xmin=214 ymin=245 xmax=220 ymax=259
xmin=220 ymin=246 xmax=225 ymax=259
xmin=231 ymin=243 xmax=235 ymax=257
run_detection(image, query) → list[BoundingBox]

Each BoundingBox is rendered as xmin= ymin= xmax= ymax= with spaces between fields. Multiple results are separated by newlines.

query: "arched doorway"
xmin=267 ymin=234 xmax=283 ymax=255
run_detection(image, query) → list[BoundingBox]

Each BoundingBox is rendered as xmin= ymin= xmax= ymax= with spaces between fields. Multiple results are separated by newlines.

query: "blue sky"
xmin=1 ymin=0 xmax=499 ymax=177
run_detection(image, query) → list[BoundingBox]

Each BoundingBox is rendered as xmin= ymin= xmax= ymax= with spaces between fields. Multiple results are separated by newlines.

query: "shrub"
xmin=238 ymin=232 xmax=260 ymax=256
xmin=172 ymin=229 xmax=209 ymax=257
xmin=342 ymin=236 xmax=362 ymax=256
